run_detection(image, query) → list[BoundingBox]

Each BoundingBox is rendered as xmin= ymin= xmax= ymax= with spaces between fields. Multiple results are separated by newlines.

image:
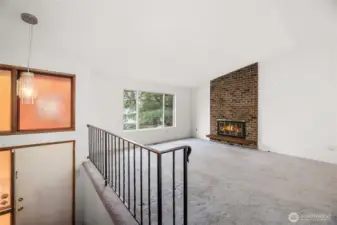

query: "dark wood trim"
xmin=0 ymin=128 xmax=75 ymax=136
xmin=0 ymin=64 xmax=76 ymax=136
xmin=72 ymin=140 xmax=76 ymax=225
xmin=3 ymin=140 xmax=76 ymax=225
xmin=0 ymin=131 xmax=13 ymax=135
xmin=71 ymin=76 xmax=76 ymax=130
xmin=11 ymin=150 xmax=15 ymax=225
xmin=206 ymin=134 xmax=256 ymax=145
xmin=0 ymin=64 xmax=75 ymax=78
xmin=16 ymin=128 xmax=75 ymax=134
xmin=0 ymin=140 xmax=75 ymax=151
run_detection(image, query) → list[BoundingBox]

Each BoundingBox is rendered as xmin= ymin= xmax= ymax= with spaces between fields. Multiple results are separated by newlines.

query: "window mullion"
xmin=136 ymin=91 xmax=139 ymax=130
xmin=162 ymin=94 xmax=165 ymax=127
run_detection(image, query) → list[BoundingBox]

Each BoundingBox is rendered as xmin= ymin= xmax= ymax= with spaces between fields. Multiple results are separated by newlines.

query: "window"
xmin=0 ymin=70 xmax=12 ymax=132
xmin=123 ymin=90 xmax=175 ymax=130
xmin=0 ymin=64 xmax=75 ymax=135
xmin=19 ymin=74 xmax=73 ymax=131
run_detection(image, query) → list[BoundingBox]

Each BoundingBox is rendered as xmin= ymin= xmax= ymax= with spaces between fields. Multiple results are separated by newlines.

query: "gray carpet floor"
xmin=97 ymin=138 xmax=337 ymax=225
xmin=150 ymin=138 xmax=337 ymax=225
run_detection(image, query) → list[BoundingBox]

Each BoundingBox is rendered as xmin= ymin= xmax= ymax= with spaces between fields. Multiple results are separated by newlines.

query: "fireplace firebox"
xmin=217 ymin=119 xmax=246 ymax=138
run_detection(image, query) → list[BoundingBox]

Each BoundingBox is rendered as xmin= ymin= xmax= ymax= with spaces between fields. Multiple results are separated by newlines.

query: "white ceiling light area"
xmin=0 ymin=0 xmax=335 ymax=87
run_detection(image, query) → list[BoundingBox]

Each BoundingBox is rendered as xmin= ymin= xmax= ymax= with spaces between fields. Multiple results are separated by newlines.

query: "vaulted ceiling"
xmin=0 ymin=0 xmax=336 ymax=86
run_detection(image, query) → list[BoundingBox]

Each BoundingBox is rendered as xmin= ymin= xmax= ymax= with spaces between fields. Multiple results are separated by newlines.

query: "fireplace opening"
xmin=217 ymin=120 xmax=246 ymax=138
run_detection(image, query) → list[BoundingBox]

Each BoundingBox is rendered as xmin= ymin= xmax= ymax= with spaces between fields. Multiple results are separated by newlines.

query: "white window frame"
xmin=123 ymin=89 xmax=176 ymax=131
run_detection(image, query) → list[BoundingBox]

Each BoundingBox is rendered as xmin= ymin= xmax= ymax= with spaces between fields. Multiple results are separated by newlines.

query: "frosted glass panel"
xmin=0 ymin=151 xmax=11 ymax=212
xmin=0 ymin=213 xmax=11 ymax=225
xmin=19 ymin=74 xmax=72 ymax=130
xmin=0 ymin=70 xmax=11 ymax=132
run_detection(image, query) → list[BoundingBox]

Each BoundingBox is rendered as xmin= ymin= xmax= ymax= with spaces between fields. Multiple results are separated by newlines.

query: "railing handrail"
xmin=87 ymin=124 xmax=191 ymax=225
xmin=87 ymin=124 xmax=192 ymax=160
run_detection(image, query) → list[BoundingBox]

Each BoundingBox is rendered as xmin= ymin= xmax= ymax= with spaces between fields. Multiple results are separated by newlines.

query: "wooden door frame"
xmin=0 ymin=140 xmax=75 ymax=225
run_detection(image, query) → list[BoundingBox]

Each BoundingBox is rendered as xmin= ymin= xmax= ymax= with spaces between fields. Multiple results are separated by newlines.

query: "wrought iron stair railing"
xmin=87 ymin=124 xmax=192 ymax=225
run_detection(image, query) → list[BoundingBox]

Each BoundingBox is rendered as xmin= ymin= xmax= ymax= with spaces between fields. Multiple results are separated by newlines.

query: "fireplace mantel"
xmin=206 ymin=134 xmax=256 ymax=146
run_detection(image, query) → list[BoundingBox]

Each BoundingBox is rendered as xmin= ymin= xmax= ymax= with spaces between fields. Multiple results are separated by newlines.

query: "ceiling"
xmin=0 ymin=0 xmax=336 ymax=87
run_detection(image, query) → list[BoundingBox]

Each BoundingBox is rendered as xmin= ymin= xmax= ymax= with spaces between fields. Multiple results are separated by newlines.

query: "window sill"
xmin=123 ymin=126 xmax=176 ymax=133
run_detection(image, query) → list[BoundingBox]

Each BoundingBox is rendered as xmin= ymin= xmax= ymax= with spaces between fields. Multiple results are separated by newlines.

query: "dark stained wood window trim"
xmin=0 ymin=64 xmax=76 ymax=136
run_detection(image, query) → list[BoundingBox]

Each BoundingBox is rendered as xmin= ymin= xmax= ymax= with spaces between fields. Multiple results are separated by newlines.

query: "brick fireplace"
xmin=208 ymin=63 xmax=258 ymax=148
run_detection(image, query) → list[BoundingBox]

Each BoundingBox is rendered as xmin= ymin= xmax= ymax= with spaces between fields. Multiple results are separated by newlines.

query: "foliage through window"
xmin=123 ymin=90 xmax=175 ymax=130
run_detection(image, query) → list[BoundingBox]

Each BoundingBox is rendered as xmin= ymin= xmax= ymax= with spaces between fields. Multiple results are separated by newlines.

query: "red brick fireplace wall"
xmin=210 ymin=63 xmax=258 ymax=147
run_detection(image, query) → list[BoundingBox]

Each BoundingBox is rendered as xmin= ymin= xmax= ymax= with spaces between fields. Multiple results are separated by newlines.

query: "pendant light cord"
xmin=27 ymin=24 xmax=33 ymax=72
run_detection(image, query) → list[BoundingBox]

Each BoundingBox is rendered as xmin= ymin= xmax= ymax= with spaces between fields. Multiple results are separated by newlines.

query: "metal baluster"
xmin=134 ymin=144 xmax=136 ymax=217
xmin=102 ymin=130 xmax=104 ymax=175
xmin=101 ymin=130 xmax=103 ymax=174
xmin=157 ymin=153 xmax=163 ymax=225
xmin=123 ymin=140 xmax=125 ymax=202
xmin=118 ymin=137 xmax=121 ymax=196
xmin=96 ymin=129 xmax=99 ymax=171
xmin=90 ymin=128 xmax=93 ymax=161
xmin=140 ymin=147 xmax=143 ymax=225
xmin=148 ymin=151 xmax=151 ymax=225
xmin=99 ymin=130 xmax=102 ymax=173
xmin=97 ymin=130 xmax=100 ymax=172
xmin=93 ymin=128 xmax=96 ymax=165
xmin=105 ymin=132 xmax=108 ymax=186
xmin=115 ymin=136 xmax=117 ymax=192
xmin=93 ymin=128 xmax=98 ymax=169
xmin=88 ymin=127 xmax=91 ymax=160
xmin=173 ymin=151 xmax=176 ymax=225
xmin=111 ymin=135 xmax=114 ymax=188
xmin=128 ymin=142 xmax=131 ymax=209
xmin=108 ymin=134 xmax=111 ymax=186
xmin=183 ymin=148 xmax=188 ymax=225
xmin=87 ymin=125 xmax=191 ymax=225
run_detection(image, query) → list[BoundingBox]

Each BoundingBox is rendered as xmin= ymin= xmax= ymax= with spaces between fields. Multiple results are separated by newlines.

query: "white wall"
xmin=90 ymin=74 xmax=193 ymax=144
xmin=190 ymin=0 xmax=337 ymax=165
xmin=191 ymin=83 xmax=210 ymax=139
xmin=81 ymin=167 xmax=115 ymax=225
xmin=258 ymin=42 xmax=337 ymax=164
xmin=191 ymin=42 xmax=337 ymax=164
xmin=0 ymin=33 xmax=91 ymax=225
xmin=0 ymin=57 xmax=91 ymax=168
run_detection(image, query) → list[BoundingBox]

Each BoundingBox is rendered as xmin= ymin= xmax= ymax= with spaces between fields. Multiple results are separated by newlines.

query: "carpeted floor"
xmin=149 ymin=138 xmax=337 ymax=225
xmin=94 ymin=138 xmax=337 ymax=225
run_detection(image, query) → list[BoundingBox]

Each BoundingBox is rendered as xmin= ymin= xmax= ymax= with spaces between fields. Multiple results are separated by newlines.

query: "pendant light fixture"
xmin=17 ymin=13 xmax=38 ymax=104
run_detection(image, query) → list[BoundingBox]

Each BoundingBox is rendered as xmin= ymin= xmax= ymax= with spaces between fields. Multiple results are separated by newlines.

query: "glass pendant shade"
xmin=17 ymin=72 xmax=37 ymax=104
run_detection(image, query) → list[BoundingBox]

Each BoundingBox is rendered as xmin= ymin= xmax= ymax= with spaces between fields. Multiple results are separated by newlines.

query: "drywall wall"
xmin=191 ymin=84 xmax=210 ymax=140
xmin=192 ymin=42 xmax=337 ymax=164
xmin=0 ymin=59 xmax=91 ymax=168
xmin=258 ymin=43 xmax=337 ymax=164
xmin=191 ymin=0 xmax=337 ymax=164
xmin=0 ymin=28 xmax=91 ymax=225
xmin=81 ymin=166 xmax=115 ymax=225
xmin=90 ymin=74 xmax=193 ymax=145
